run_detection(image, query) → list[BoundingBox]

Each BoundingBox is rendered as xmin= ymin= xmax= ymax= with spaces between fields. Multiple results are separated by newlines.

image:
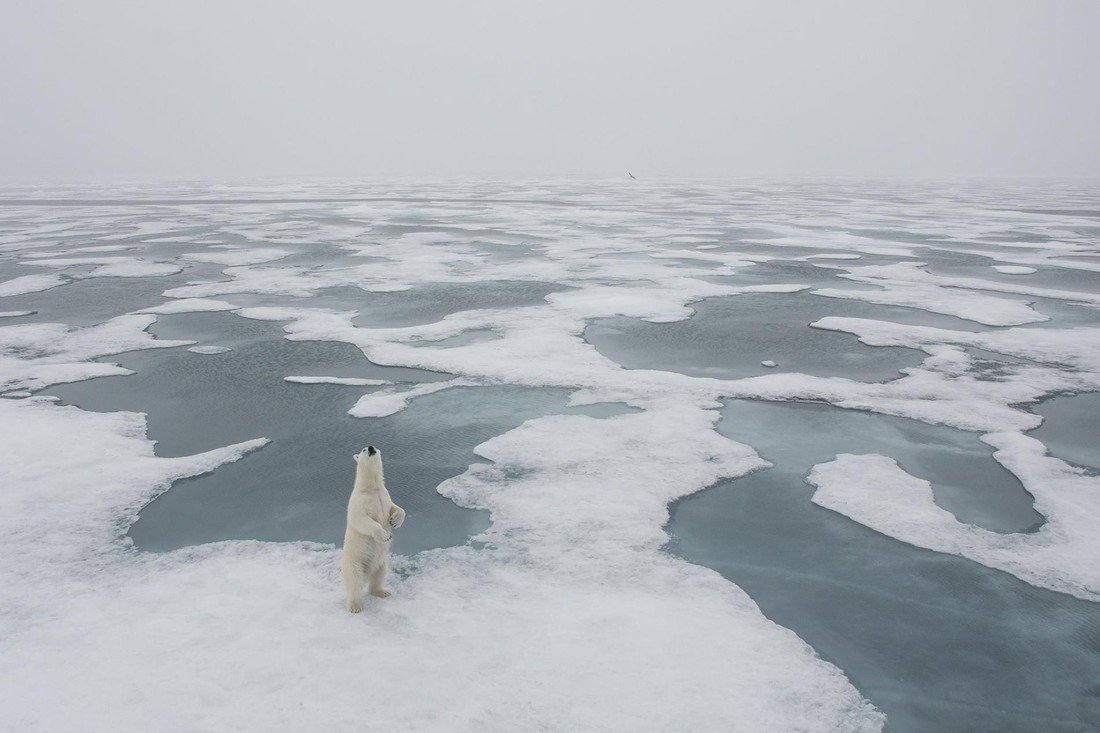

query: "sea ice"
xmin=348 ymin=379 xmax=478 ymax=418
xmin=137 ymin=298 xmax=239 ymax=314
xmin=0 ymin=273 xmax=67 ymax=297
xmin=809 ymin=443 xmax=1100 ymax=601
xmin=181 ymin=247 xmax=290 ymax=265
xmin=284 ymin=375 xmax=391 ymax=386
xmin=839 ymin=261 xmax=1100 ymax=309
xmin=814 ymin=262 xmax=1049 ymax=326
xmin=0 ymin=389 xmax=884 ymax=733
xmin=19 ymin=256 xmax=182 ymax=278
xmin=3 ymin=179 xmax=1098 ymax=732
xmin=669 ymin=401 xmax=1097 ymax=732
xmin=0 ymin=315 xmax=192 ymax=392
xmin=814 ymin=317 xmax=1100 ymax=374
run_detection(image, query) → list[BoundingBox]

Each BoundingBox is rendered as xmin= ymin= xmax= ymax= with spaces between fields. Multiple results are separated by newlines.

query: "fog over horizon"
xmin=2 ymin=1 xmax=1098 ymax=183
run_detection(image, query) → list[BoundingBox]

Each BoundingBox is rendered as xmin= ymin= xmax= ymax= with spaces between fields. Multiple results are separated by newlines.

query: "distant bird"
xmin=628 ymin=172 xmax=638 ymax=180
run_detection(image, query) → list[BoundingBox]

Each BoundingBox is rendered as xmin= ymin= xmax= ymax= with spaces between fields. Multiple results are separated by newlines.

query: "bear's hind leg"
xmin=368 ymin=559 xmax=392 ymax=598
xmin=343 ymin=565 xmax=366 ymax=613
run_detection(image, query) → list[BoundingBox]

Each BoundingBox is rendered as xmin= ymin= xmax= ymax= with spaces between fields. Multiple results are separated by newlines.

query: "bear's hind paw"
xmin=346 ymin=599 xmax=363 ymax=613
xmin=370 ymin=588 xmax=393 ymax=598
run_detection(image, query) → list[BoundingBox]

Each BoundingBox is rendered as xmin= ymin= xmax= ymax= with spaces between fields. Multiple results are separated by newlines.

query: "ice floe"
xmin=284 ymin=375 xmax=391 ymax=386
xmin=0 ymin=273 xmax=68 ymax=297
xmin=0 ymin=315 xmax=192 ymax=391
xmin=136 ymin=298 xmax=239 ymax=314
xmin=809 ymin=442 xmax=1100 ymax=601
xmin=814 ymin=262 xmax=1048 ymax=326
xmin=19 ymin=256 xmax=182 ymax=279
xmin=181 ymin=247 xmax=291 ymax=266
xmin=835 ymin=261 xmax=1100 ymax=309
xmin=814 ymin=317 xmax=1100 ymax=374
xmin=0 ymin=398 xmax=269 ymax=642
xmin=0 ymin=385 xmax=883 ymax=733
xmin=349 ymin=379 xmax=478 ymax=418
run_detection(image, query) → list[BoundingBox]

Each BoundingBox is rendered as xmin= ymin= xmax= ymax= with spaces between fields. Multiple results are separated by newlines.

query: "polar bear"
xmin=342 ymin=445 xmax=405 ymax=613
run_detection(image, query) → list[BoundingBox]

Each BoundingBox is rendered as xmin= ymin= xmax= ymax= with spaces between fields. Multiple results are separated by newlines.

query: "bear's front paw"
xmin=346 ymin=599 xmax=363 ymax=613
xmin=372 ymin=528 xmax=392 ymax=543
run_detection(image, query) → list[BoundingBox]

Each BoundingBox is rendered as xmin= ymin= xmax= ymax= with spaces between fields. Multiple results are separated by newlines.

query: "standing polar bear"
xmin=342 ymin=445 xmax=405 ymax=613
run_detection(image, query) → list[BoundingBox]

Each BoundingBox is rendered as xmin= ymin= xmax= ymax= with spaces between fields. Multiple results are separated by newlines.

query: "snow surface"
xmin=137 ymin=298 xmax=239 ymax=315
xmin=285 ymin=375 xmax=391 ymax=386
xmin=814 ymin=263 xmax=1048 ymax=326
xmin=814 ymin=317 xmax=1100 ymax=374
xmin=181 ymin=247 xmax=291 ymax=265
xmin=3 ymin=179 xmax=1099 ymax=731
xmin=830 ymin=261 xmax=1100 ymax=311
xmin=348 ymin=379 xmax=479 ymax=417
xmin=0 ymin=393 xmax=883 ymax=733
xmin=0 ymin=315 xmax=193 ymax=392
xmin=19 ymin=256 xmax=182 ymax=278
xmin=0 ymin=273 xmax=67 ymax=297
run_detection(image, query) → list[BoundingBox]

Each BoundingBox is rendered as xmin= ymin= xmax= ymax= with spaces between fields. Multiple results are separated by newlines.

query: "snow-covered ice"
xmin=136 ymin=298 xmax=239 ymax=314
xmin=348 ymin=379 xmax=479 ymax=418
xmin=1 ymin=179 xmax=1098 ymax=732
xmin=285 ymin=375 xmax=391 ymax=386
xmin=0 ymin=273 xmax=67 ymax=297
xmin=813 ymin=262 xmax=1050 ymax=326
xmin=181 ymin=247 xmax=291 ymax=266
xmin=0 ymin=376 xmax=883 ymax=733
xmin=19 ymin=255 xmax=182 ymax=278
xmin=0 ymin=315 xmax=193 ymax=392
xmin=809 ymin=445 xmax=1100 ymax=600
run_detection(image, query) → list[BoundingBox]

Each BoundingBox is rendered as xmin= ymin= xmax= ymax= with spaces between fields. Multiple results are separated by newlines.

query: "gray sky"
xmin=2 ymin=1 xmax=1098 ymax=181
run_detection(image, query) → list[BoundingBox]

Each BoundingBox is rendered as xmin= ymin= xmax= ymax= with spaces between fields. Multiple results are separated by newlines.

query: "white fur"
xmin=341 ymin=447 xmax=405 ymax=612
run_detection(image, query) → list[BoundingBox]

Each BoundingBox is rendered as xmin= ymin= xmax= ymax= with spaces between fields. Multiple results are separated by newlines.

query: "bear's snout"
xmin=367 ymin=445 xmax=377 ymax=456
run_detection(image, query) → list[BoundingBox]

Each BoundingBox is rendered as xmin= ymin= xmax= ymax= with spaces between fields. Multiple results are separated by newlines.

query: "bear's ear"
xmin=352 ymin=453 xmax=359 ymax=462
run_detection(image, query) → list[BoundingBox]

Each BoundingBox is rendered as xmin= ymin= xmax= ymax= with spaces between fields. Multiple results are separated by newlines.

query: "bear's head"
xmin=353 ymin=445 xmax=382 ymax=464
xmin=353 ymin=445 xmax=384 ymax=487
